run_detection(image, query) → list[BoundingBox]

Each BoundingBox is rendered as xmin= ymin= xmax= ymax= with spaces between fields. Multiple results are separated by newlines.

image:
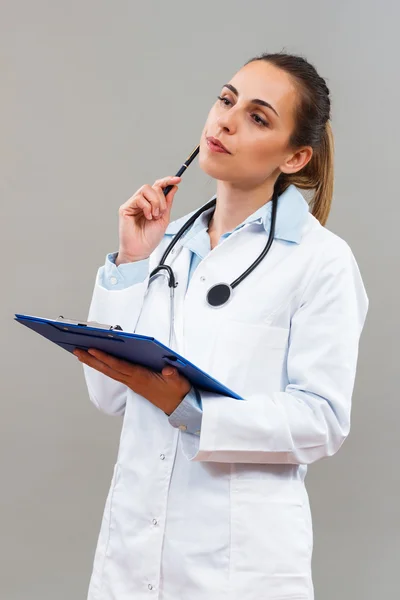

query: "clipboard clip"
xmin=56 ymin=316 xmax=123 ymax=331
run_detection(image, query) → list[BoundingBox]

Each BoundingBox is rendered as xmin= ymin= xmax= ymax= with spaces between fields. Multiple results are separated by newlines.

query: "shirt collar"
xmin=165 ymin=184 xmax=309 ymax=245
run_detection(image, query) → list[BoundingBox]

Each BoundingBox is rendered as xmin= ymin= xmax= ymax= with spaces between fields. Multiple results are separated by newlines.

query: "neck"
xmin=208 ymin=178 xmax=276 ymax=240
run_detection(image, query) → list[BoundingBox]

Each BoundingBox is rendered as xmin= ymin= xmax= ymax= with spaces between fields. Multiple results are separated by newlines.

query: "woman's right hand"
xmin=116 ymin=175 xmax=182 ymax=265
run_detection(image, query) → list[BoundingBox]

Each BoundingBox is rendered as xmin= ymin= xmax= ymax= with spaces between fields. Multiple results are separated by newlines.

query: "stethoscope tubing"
xmin=147 ymin=142 xmax=280 ymax=308
xmin=150 ymin=187 xmax=279 ymax=295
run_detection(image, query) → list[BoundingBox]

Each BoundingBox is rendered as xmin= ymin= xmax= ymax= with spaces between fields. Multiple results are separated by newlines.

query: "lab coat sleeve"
xmin=99 ymin=252 xmax=150 ymax=290
xmin=82 ymin=253 xmax=150 ymax=416
xmin=181 ymin=240 xmax=369 ymax=464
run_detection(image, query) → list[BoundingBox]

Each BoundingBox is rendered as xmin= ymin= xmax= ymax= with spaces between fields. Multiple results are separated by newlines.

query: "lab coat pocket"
xmin=230 ymin=477 xmax=312 ymax=599
xmin=214 ymin=320 xmax=289 ymax=397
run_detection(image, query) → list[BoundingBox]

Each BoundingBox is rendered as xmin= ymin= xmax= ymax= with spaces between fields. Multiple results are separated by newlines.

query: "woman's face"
xmin=199 ymin=60 xmax=308 ymax=188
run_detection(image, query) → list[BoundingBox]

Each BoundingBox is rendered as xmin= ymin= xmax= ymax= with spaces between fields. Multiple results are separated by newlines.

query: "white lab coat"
xmin=83 ymin=187 xmax=368 ymax=600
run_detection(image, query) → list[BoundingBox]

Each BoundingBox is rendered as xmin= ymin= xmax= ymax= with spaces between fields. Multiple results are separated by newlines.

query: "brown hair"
xmin=244 ymin=52 xmax=334 ymax=226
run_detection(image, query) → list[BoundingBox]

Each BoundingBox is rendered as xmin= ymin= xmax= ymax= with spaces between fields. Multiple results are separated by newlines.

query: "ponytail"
xmin=245 ymin=53 xmax=334 ymax=226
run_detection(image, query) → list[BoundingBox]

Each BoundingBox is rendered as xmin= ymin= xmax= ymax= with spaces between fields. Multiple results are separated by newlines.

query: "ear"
xmin=279 ymin=146 xmax=313 ymax=175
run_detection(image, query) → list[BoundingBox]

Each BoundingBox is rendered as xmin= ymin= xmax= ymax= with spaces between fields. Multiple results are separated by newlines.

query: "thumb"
xmin=162 ymin=366 xmax=177 ymax=377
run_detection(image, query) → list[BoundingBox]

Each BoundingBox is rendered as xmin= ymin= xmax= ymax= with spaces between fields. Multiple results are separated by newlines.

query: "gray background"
xmin=1 ymin=1 xmax=398 ymax=598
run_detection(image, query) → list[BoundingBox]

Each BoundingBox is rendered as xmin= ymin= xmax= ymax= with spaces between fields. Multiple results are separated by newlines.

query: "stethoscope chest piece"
xmin=206 ymin=283 xmax=233 ymax=307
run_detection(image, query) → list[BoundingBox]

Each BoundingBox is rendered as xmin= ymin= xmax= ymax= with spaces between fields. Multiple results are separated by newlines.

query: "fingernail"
xmin=154 ymin=208 xmax=159 ymax=217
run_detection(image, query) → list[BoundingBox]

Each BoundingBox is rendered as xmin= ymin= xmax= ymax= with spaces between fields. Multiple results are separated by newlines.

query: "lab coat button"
xmin=178 ymin=424 xmax=187 ymax=431
xmin=148 ymin=583 xmax=154 ymax=590
xmin=159 ymin=453 xmax=165 ymax=460
xmin=152 ymin=518 xmax=158 ymax=525
xmin=200 ymin=276 xmax=206 ymax=282
xmin=110 ymin=277 xmax=118 ymax=285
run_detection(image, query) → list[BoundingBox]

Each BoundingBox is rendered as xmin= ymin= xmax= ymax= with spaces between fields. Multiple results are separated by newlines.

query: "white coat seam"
xmin=95 ymin=464 xmax=120 ymax=599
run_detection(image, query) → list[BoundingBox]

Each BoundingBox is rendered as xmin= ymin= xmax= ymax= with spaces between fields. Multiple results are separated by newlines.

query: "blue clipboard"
xmin=14 ymin=313 xmax=244 ymax=400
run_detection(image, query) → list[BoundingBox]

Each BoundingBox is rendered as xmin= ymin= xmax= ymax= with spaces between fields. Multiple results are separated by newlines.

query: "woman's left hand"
xmin=73 ymin=348 xmax=191 ymax=416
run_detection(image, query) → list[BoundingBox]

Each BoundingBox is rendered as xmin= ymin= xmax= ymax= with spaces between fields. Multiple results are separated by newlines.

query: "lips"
xmin=206 ymin=136 xmax=230 ymax=154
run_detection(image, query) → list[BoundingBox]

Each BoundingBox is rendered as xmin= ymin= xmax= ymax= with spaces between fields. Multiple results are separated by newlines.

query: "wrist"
xmin=164 ymin=386 xmax=191 ymax=416
xmin=115 ymin=252 xmax=149 ymax=266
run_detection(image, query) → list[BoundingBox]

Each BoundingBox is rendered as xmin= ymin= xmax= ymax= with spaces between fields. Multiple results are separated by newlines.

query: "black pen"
xmin=163 ymin=144 xmax=200 ymax=196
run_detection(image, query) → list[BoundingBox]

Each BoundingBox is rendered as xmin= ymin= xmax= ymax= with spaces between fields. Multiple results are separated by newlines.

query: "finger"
xmin=87 ymin=350 xmax=154 ymax=385
xmin=85 ymin=348 xmax=140 ymax=377
xmin=141 ymin=184 xmax=163 ymax=218
xmin=120 ymin=185 xmax=159 ymax=219
xmin=152 ymin=184 xmax=168 ymax=214
xmin=134 ymin=196 xmax=153 ymax=220
xmin=162 ymin=366 xmax=176 ymax=376
xmin=74 ymin=350 xmax=128 ymax=383
xmin=153 ymin=177 xmax=181 ymax=214
xmin=153 ymin=175 xmax=181 ymax=188
xmin=119 ymin=194 xmax=152 ymax=220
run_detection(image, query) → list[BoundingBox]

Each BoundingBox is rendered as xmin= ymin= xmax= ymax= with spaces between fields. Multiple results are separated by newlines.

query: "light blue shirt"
xmin=99 ymin=187 xmax=309 ymax=437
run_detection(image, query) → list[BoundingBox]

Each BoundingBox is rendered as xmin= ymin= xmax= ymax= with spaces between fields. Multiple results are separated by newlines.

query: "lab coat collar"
xmin=165 ymin=184 xmax=310 ymax=245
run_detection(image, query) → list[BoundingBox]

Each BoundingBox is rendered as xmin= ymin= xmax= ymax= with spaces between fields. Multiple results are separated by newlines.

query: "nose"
xmin=216 ymin=107 xmax=238 ymax=134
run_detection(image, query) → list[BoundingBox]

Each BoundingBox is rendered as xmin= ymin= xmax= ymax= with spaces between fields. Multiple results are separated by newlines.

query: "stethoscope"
xmin=147 ymin=144 xmax=279 ymax=343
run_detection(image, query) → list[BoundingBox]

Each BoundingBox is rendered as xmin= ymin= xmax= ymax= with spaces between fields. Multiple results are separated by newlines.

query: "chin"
xmin=198 ymin=149 xmax=236 ymax=181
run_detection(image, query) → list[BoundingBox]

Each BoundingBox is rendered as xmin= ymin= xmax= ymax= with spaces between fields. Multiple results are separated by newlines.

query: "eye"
xmin=217 ymin=96 xmax=269 ymax=127
xmin=217 ymin=95 xmax=231 ymax=106
xmin=251 ymin=113 xmax=269 ymax=127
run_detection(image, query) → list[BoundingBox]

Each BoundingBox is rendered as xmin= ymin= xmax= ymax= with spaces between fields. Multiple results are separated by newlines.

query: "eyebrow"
xmin=222 ymin=83 xmax=280 ymax=117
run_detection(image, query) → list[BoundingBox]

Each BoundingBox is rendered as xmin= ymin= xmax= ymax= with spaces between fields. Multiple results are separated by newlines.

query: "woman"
xmin=75 ymin=52 xmax=369 ymax=600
